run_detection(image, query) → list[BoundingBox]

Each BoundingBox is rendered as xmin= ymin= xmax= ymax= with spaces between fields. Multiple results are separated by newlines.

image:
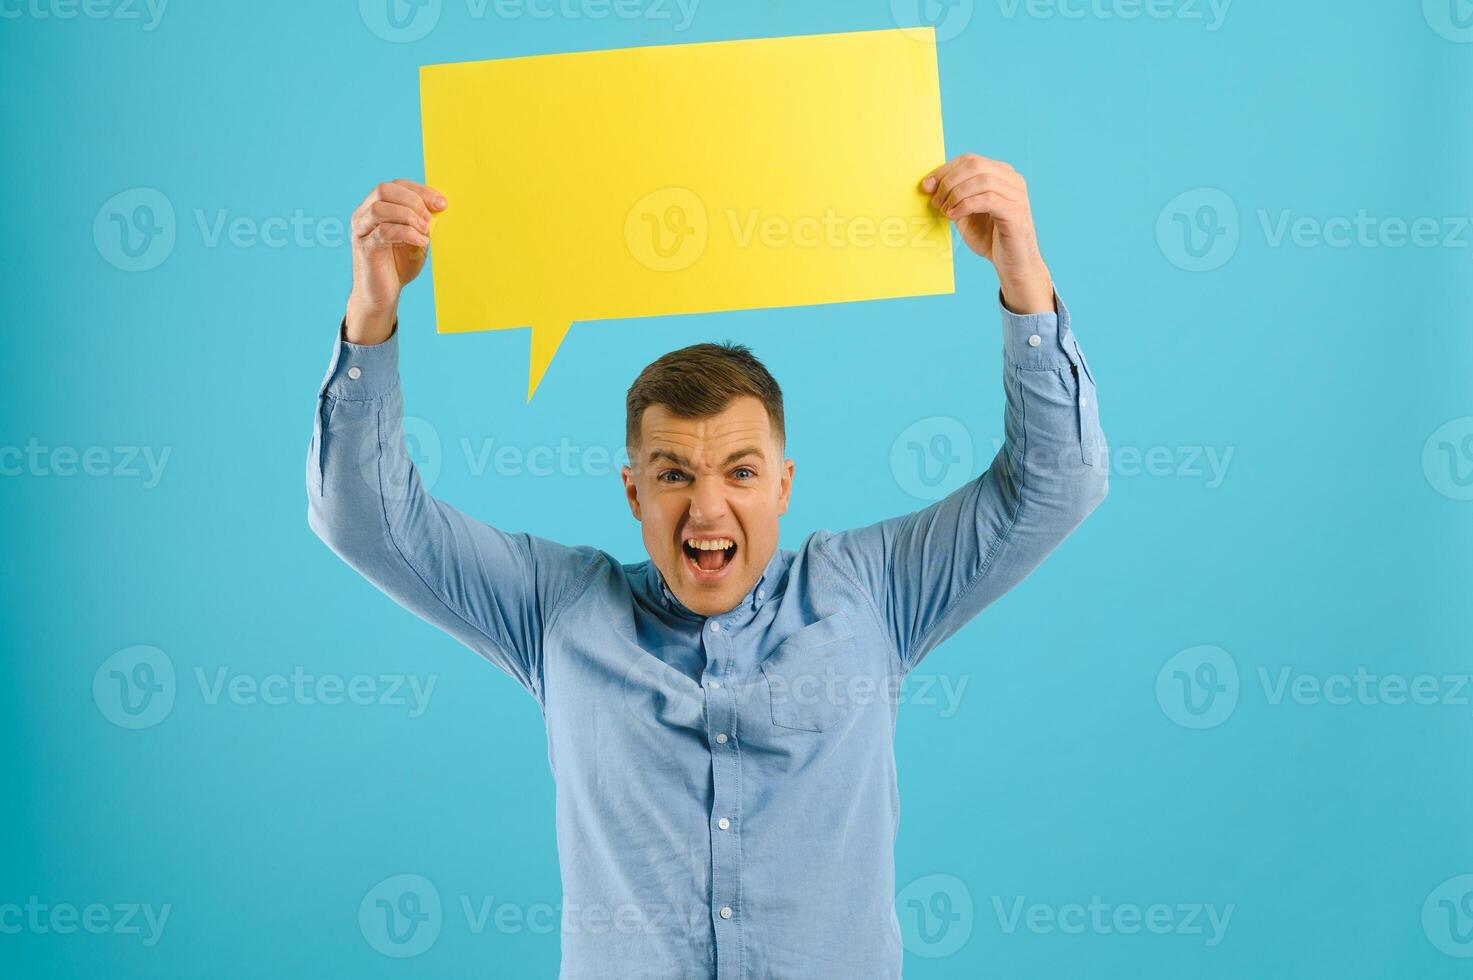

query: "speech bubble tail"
xmin=527 ymin=320 xmax=573 ymax=401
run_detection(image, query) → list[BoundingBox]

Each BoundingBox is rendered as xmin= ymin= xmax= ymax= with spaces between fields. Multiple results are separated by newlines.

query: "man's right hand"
xmin=345 ymin=179 xmax=447 ymax=345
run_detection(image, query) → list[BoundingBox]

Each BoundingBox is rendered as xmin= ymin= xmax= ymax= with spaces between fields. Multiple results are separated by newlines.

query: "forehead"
xmin=638 ymin=396 xmax=780 ymax=460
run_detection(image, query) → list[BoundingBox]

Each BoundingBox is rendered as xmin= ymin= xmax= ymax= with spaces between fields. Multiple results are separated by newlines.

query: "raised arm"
xmin=819 ymin=155 xmax=1108 ymax=672
xmin=305 ymin=180 xmax=597 ymax=702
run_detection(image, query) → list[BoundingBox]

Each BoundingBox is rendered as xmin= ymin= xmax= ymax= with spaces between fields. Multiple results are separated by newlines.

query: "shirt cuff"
xmin=1000 ymin=290 xmax=1076 ymax=371
xmin=318 ymin=318 xmax=401 ymax=401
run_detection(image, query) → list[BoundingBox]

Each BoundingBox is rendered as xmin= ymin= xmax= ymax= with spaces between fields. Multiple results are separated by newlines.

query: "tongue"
xmin=696 ymin=548 xmax=727 ymax=571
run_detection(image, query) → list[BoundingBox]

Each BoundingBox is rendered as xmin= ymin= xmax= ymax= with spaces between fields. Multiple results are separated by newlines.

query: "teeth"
xmin=685 ymin=538 xmax=734 ymax=551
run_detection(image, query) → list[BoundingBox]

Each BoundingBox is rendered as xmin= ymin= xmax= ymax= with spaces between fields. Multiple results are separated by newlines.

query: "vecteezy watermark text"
xmin=358 ymin=873 xmax=710 ymax=958
xmin=0 ymin=0 xmax=168 ymax=30
xmin=93 ymin=646 xmax=438 ymax=729
xmin=358 ymin=0 xmax=699 ymax=43
xmin=1 ymin=440 xmax=170 ymax=488
xmin=0 ymin=898 xmax=171 ymax=946
xmin=992 ymin=895 xmax=1234 ymax=946
xmin=995 ymin=0 xmax=1230 ymax=32
xmin=1157 ymin=645 xmax=1473 ymax=729
xmin=1158 ymin=187 xmax=1473 ymax=272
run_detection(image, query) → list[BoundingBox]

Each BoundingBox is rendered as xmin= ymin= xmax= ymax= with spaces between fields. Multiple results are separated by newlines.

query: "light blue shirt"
xmin=306 ymin=296 xmax=1107 ymax=979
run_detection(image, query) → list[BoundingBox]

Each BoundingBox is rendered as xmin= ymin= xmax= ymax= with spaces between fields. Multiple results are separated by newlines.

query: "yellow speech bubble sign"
xmin=420 ymin=27 xmax=953 ymax=400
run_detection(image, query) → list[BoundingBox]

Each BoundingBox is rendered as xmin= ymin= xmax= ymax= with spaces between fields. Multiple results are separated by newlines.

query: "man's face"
xmin=622 ymin=396 xmax=793 ymax=617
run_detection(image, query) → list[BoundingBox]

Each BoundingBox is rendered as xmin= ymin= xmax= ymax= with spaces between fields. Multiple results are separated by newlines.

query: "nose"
xmin=687 ymin=476 xmax=729 ymax=527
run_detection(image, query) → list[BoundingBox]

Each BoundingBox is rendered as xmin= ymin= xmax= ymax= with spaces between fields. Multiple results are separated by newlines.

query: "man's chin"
xmin=669 ymin=562 xmax=749 ymax=616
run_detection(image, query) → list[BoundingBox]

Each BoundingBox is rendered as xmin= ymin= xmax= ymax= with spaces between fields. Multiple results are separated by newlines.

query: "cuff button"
xmin=347 ymin=366 xmax=362 ymax=380
xmin=1027 ymin=334 xmax=1041 ymax=348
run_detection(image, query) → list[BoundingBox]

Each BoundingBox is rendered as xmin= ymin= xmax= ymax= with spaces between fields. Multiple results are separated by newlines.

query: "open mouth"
xmin=682 ymin=536 xmax=737 ymax=579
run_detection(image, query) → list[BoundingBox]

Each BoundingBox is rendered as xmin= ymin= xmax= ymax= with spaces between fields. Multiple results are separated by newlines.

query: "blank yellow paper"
xmin=420 ymin=27 xmax=952 ymax=400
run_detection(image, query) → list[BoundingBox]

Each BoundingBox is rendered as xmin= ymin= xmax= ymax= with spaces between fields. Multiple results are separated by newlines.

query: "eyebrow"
xmin=646 ymin=446 xmax=765 ymax=469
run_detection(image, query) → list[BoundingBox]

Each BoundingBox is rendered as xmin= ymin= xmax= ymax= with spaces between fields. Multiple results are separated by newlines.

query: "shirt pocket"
xmin=760 ymin=612 xmax=854 ymax=732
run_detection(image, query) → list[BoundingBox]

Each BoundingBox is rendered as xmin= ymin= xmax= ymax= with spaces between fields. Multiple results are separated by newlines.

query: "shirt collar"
xmin=646 ymin=545 xmax=788 ymax=622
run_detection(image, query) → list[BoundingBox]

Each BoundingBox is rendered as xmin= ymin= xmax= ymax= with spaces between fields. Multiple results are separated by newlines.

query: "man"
xmin=307 ymin=154 xmax=1107 ymax=979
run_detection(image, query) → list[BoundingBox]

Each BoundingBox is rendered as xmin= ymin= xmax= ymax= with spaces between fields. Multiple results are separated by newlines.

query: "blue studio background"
xmin=3 ymin=1 xmax=1471 ymax=977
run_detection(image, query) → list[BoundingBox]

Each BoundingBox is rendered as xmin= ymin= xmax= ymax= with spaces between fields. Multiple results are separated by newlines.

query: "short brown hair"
xmin=625 ymin=342 xmax=785 ymax=452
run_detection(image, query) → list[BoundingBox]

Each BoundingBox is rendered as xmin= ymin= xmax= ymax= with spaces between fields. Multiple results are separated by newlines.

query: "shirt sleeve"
xmin=816 ymin=292 xmax=1108 ymax=673
xmin=304 ymin=323 xmax=600 ymax=703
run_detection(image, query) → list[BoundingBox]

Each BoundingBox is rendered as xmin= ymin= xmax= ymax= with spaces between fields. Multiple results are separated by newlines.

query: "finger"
xmin=932 ymin=156 xmax=1022 ymax=209
xmin=938 ymin=173 xmax=1020 ymax=215
xmin=945 ymin=153 xmax=1018 ymax=178
xmin=357 ymin=182 xmax=434 ymax=223
xmin=922 ymin=153 xmax=1004 ymax=193
xmin=362 ymin=221 xmax=430 ymax=250
xmin=392 ymin=178 xmax=449 ymax=212
xmin=353 ymin=201 xmax=431 ymax=238
xmin=947 ymin=191 xmax=1016 ymax=221
xmin=920 ymin=154 xmax=990 ymax=194
xmin=920 ymin=160 xmax=955 ymax=194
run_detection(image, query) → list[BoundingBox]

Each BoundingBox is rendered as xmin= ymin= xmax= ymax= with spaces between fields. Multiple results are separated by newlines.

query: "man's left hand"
xmin=922 ymin=153 xmax=1054 ymax=314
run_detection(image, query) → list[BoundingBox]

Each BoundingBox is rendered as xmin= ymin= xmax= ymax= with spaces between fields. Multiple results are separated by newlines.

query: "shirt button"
xmin=1079 ymin=396 xmax=1088 ymax=408
xmin=709 ymin=621 xmax=720 ymax=633
xmin=346 ymin=366 xmax=362 ymax=380
xmin=756 ymin=588 xmax=765 ymax=600
xmin=715 ymin=732 xmax=728 ymax=744
xmin=717 ymin=817 xmax=730 ymax=831
xmin=707 ymin=680 xmax=720 ymax=690
xmin=719 ymin=906 xmax=733 ymax=919
xmin=1027 ymin=334 xmax=1041 ymax=348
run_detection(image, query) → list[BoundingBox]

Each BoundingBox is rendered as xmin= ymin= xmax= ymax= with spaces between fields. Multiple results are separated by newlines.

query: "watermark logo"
xmin=1 ymin=440 xmax=171 ymax=487
xmin=360 ymin=874 xmax=442 ymax=957
xmin=354 ymin=416 xmax=632 ymax=493
xmin=1422 ymin=417 xmax=1473 ymax=501
xmin=1156 ymin=645 xmax=1238 ymax=729
xmin=1157 ymin=188 xmax=1239 ymax=272
xmin=193 ymin=667 xmax=437 ymax=716
xmin=403 ymin=416 xmax=444 ymax=492
xmin=359 ymin=0 xmax=441 ymax=42
xmin=891 ymin=416 xmax=974 ymax=501
xmin=1161 ymin=187 xmax=1473 ymax=270
xmin=1258 ymin=666 xmax=1473 ymax=709
xmin=625 ymin=187 xmax=708 ymax=272
xmin=95 ymin=189 xmax=351 ymax=271
xmin=461 ymin=435 xmax=628 ymax=478
xmin=94 ymin=188 xmax=175 ymax=272
xmin=194 ymin=208 xmax=346 ymax=249
xmin=993 ymin=896 xmax=1233 ymax=945
xmin=995 ymin=0 xmax=1231 ymax=32
xmin=891 ymin=0 xmax=975 ymax=42
xmin=1424 ymin=874 xmax=1473 ymax=957
xmin=897 ymin=873 xmax=974 ymax=958
xmin=621 ymin=648 xmax=709 ymax=735
xmin=626 ymin=189 xmax=942 ymax=269
xmin=361 ymin=0 xmax=698 ymax=39
xmin=726 ymin=208 xmax=943 ymax=252
xmin=1258 ymin=209 xmax=1470 ymax=250
xmin=981 ymin=436 xmax=1236 ymax=489
xmin=93 ymin=646 xmax=176 ymax=730
xmin=362 ymin=415 xmax=444 ymax=500
xmin=0 ymin=0 xmax=168 ymax=30
xmin=95 ymin=646 xmax=436 ymax=724
xmin=0 ymin=899 xmax=172 ymax=945
xmin=1424 ymin=0 xmax=1473 ymax=42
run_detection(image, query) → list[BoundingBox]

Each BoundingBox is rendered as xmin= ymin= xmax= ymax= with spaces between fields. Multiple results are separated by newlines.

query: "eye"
xmin=732 ymin=466 xmax=757 ymax=480
xmin=657 ymin=470 xmax=689 ymax=484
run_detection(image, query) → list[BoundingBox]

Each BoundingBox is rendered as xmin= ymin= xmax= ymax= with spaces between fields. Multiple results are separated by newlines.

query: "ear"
xmin=776 ymin=457 xmax=794 ymax=516
xmin=621 ymin=464 xmax=641 ymax=521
